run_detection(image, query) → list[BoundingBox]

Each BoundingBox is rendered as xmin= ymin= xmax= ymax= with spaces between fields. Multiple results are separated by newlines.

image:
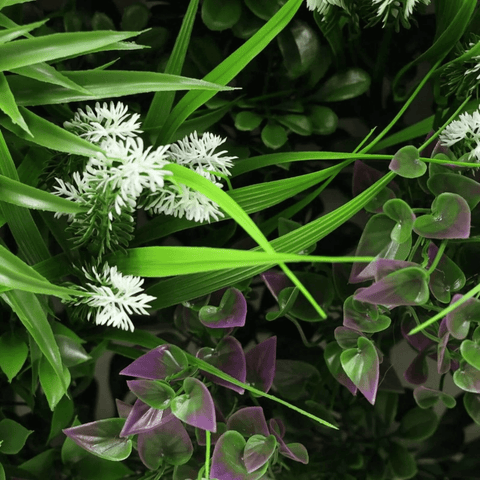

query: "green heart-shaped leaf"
xmin=427 ymin=173 xmax=480 ymax=210
xmin=413 ymin=192 xmax=471 ymax=239
xmin=127 ymin=380 xmax=175 ymax=410
xmin=340 ymin=336 xmax=379 ymax=405
xmin=383 ymin=198 xmax=415 ymax=243
xmin=464 ymin=392 xmax=480 ymax=426
xmin=453 ymin=362 xmax=480 ymax=394
xmin=399 ymin=407 xmax=438 ymax=441
xmin=243 ymin=434 xmax=276 ymax=473
xmin=461 ymin=339 xmax=480 ymax=371
xmin=389 ymin=145 xmax=426 ymax=179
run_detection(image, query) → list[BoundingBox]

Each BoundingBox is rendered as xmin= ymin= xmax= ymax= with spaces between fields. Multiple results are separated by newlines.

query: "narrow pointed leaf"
xmin=0 ymin=419 xmax=32 ymax=455
xmin=0 ymin=332 xmax=28 ymax=382
xmin=0 ymin=72 xmax=30 ymax=135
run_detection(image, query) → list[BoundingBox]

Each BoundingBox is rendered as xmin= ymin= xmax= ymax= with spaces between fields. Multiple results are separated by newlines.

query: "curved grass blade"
xmin=0 ymin=72 xmax=30 ymax=135
xmin=9 ymin=70 xmax=236 ymax=106
xmin=0 ymin=18 xmax=46 ymax=44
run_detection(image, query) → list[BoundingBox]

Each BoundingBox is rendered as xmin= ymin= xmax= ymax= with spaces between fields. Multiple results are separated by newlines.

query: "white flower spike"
xmin=67 ymin=264 xmax=156 ymax=332
xmin=64 ymin=101 xmax=142 ymax=144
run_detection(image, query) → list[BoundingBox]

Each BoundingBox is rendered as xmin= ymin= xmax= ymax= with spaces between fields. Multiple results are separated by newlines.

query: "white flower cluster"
xmin=54 ymin=101 xmax=236 ymax=331
xmin=439 ymin=107 xmax=480 ymax=165
xmin=65 ymin=264 xmax=156 ymax=332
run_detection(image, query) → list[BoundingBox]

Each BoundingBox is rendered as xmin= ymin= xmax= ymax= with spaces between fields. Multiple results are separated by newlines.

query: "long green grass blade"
xmin=0 ymin=72 xmax=31 ymax=135
xmin=9 ymin=70 xmax=235 ymax=106
xmin=108 ymin=246 xmax=376 ymax=277
xmin=144 ymin=0 xmax=200 ymax=134
xmin=0 ymin=18 xmax=46 ymax=44
xmin=157 ymin=0 xmax=303 ymax=144
xmin=0 ymin=174 xmax=85 ymax=214
xmin=0 ymin=30 xmax=144 ymax=71
xmin=1 ymin=289 xmax=70 ymax=393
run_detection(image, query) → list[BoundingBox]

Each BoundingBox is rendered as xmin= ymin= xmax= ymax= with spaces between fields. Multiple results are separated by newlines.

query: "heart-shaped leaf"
xmin=197 ymin=336 xmax=246 ymax=394
xmin=426 ymin=242 xmax=466 ymax=303
xmin=399 ymin=407 xmax=439 ymax=441
xmin=334 ymin=326 xmax=364 ymax=349
xmin=364 ymin=186 xmax=396 ymax=214
xmin=272 ymin=359 xmax=320 ymax=401
xmin=427 ymin=173 xmax=480 ymax=210
xmin=383 ymin=198 xmax=416 ymax=243
xmin=243 ymin=434 xmax=276 ymax=473
xmin=119 ymin=344 xmax=188 ymax=380
xmin=389 ymin=145 xmax=427 ymax=178
xmin=171 ymin=377 xmax=216 ymax=432
xmin=261 ymin=270 xmax=290 ymax=301
xmin=463 ymin=392 xmax=480 ymax=426
xmin=120 ymin=400 xmax=170 ymax=437
xmin=210 ymin=430 xmax=269 ymax=480
xmin=63 ymin=418 xmax=132 ymax=461
xmin=279 ymin=442 xmax=309 ymax=464
xmin=126 ymin=380 xmax=175 ymax=410
xmin=323 ymin=342 xmax=357 ymax=395
xmin=352 ymin=160 xmax=401 ymax=198
xmin=343 ymin=296 xmax=391 ymax=333
xmin=404 ymin=353 xmax=428 ymax=385
xmin=354 ymin=267 xmax=429 ymax=307
xmin=461 ymin=339 xmax=480 ymax=371
xmin=245 ymin=336 xmax=277 ymax=394
xmin=413 ymin=192 xmax=471 ymax=239
xmin=226 ymin=406 xmax=270 ymax=438
xmin=199 ymin=288 xmax=247 ymax=328
xmin=453 ymin=362 xmax=480 ymax=394
xmin=340 ymin=336 xmax=379 ymax=405
xmin=138 ymin=415 xmax=193 ymax=469
xmin=446 ymin=294 xmax=480 ymax=340
xmin=349 ymin=214 xmax=412 ymax=284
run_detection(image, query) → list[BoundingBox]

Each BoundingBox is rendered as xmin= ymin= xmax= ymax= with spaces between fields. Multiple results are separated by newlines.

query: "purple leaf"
xmin=335 ymin=326 xmax=364 ymax=349
xmin=352 ymin=160 xmax=400 ymax=198
xmin=354 ymin=267 xmax=429 ymax=307
xmin=120 ymin=400 xmax=172 ymax=437
xmin=413 ymin=386 xmax=441 ymax=408
xmin=226 ymin=407 xmax=269 ymax=438
xmin=127 ymin=379 xmax=175 ymax=410
xmin=404 ymin=352 xmax=428 ymax=385
xmin=401 ymin=317 xmax=434 ymax=352
xmin=115 ymin=399 xmax=132 ymax=419
xmin=119 ymin=344 xmax=188 ymax=380
xmin=273 ymin=359 xmax=320 ymax=401
xmin=63 ymin=418 xmax=132 ymax=461
xmin=340 ymin=336 xmax=379 ymax=405
xmin=261 ymin=270 xmax=291 ymax=301
xmin=437 ymin=333 xmax=452 ymax=375
xmin=267 ymin=420 xmax=308 ymax=464
xmin=199 ymin=288 xmax=247 ymax=329
xmin=197 ymin=336 xmax=246 ymax=394
xmin=245 ymin=336 xmax=277 ymax=393
xmin=268 ymin=418 xmax=285 ymax=439
xmin=210 ymin=430 xmax=268 ymax=480
xmin=170 ymin=377 xmax=216 ymax=432
xmin=243 ymin=434 xmax=277 ymax=473
xmin=195 ymin=422 xmax=227 ymax=446
xmin=137 ymin=415 xmax=193 ymax=469
xmin=413 ymin=192 xmax=471 ymax=239
xmin=446 ymin=294 xmax=480 ymax=340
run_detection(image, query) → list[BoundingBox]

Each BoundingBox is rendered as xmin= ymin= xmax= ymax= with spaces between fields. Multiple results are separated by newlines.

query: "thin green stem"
xmin=426 ymin=240 xmax=448 ymax=275
xmin=407 ymin=235 xmax=423 ymax=262
xmin=287 ymin=314 xmax=317 ymax=348
xmin=361 ymin=58 xmax=443 ymax=154
xmin=406 ymin=306 xmax=440 ymax=343
xmin=205 ymin=430 xmax=211 ymax=480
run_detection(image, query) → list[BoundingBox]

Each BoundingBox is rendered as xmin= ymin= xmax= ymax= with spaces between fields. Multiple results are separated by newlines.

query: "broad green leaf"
xmin=47 ymin=395 xmax=74 ymax=444
xmin=121 ymin=3 xmax=150 ymax=31
xmin=1 ymin=290 xmax=69 ymax=392
xmin=126 ymin=379 xmax=175 ymax=410
xmin=461 ymin=339 xmax=480 ymax=371
xmin=243 ymin=434 xmax=276 ymax=473
xmin=108 ymin=246 xmax=376 ymax=277
xmin=261 ymin=122 xmax=288 ymax=149
xmin=314 ymin=68 xmax=371 ymax=102
xmin=389 ymin=442 xmax=417 ymax=479
xmin=18 ymin=449 xmax=55 ymax=479
xmin=340 ymin=336 xmax=379 ymax=405
xmin=9 ymin=70 xmax=234 ymax=107
xmin=245 ymin=0 xmax=287 ymax=20
xmin=0 ymin=20 xmax=45 ymax=44
xmin=63 ymin=418 xmax=132 ymax=462
xmin=454 ymin=362 xmax=480 ymax=393
xmin=309 ymin=105 xmax=338 ymax=135
xmin=0 ymin=30 xmax=143 ymax=71
xmin=275 ymin=114 xmax=312 ymax=135
xmin=157 ymin=0 xmax=303 ymax=144
xmin=0 ymin=419 xmax=32 ymax=454
xmin=0 ymin=173 xmax=84 ymax=214
xmin=399 ymin=407 xmax=438 ymax=441
xmin=144 ymin=0 xmax=200 ymax=133
xmin=464 ymin=392 xmax=480 ymax=426
xmin=39 ymin=356 xmax=70 ymax=411
xmin=55 ymin=334 xmax=91 ymax=368
xmin=427 ymin=173 xmax=480 ymax=210
xmin=0 ymin=332 xmax=28 ymax=382
xmin=235 ymin=111 xmax=263 ymax=131
xmin=202 ymin=0 xmax=242 ymax=31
